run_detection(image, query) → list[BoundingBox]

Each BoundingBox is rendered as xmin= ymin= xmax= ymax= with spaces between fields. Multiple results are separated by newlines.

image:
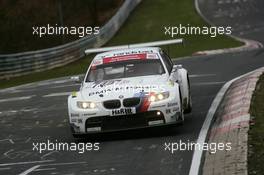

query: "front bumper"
xmin=69 ymin=95 xmax=182 ymax=134
xmin=70 ymin=110 xmax=181 ymax=135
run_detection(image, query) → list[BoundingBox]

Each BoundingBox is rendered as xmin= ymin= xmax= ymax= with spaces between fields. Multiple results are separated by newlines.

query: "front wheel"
xmin=177 ymin=90 xmax=184 ymax=124
xmin=184 ymin=96 xmax=192 ymax=114
xmin=184 ymin=78 xmax=192 ymax=114
xmin=70 ymin=126 xmax=82 ymax=139
xmin=178 ymin=107 xmax=184 ymax=125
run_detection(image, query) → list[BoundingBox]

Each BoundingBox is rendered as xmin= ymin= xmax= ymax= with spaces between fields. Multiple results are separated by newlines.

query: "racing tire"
xmin=70 ymin=126 xmax=82 ymax=139
xmin=184 ymin=77 xmax=192 ymax=114
xmin=178 ymin=108 xmax=184 ymax=125
xmin=178 ymin=90 xmax=184 ymax=125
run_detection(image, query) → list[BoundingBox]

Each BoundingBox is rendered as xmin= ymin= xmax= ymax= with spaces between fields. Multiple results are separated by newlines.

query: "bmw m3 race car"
xmin=68 ymin=47 xmax=192 ymax=137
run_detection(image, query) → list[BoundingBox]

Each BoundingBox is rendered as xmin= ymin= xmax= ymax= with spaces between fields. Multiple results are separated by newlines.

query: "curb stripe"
xmin=188 ymin=67 xmax=264 ymax=175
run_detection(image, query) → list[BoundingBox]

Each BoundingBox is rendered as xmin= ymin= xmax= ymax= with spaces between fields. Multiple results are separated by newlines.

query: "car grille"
xmin=123 ymin=97 xmax=141 ymax=107
xmin=103 ymin=100 xmax=121 ymax=109
xmin=85 ymin=111 xmax=165 ymax=132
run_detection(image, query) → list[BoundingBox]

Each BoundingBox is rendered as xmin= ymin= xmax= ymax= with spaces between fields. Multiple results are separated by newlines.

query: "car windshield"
xmin=86 ymin=59 xmax=165 ymax=82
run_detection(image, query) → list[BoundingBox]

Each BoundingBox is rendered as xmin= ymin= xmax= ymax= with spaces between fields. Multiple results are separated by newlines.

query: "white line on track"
xmin=43 ymin=92 xmax=71 ymax=98
xmin=19 ymin=165 xmax=40 ymax=175
xmin=4 ymin=149 xmax=15 ymax=158
xmin=34 ymin=168 xmax=56 ymax=172
xmin=0 ymin=96 xmax=34 ymax=103
xmin=189 ymin=74 xmax=216 ymax=78
xmin=17 ymin=161 xmax=87 ymax=175
xmin=35 ymin=79 xmax=72 ymax=87
xmin=40 ymin=151 xmax=58 ymax=160
xmin=0 ymin=139 xmax=14 ymax=144
xmin=0 ymin=167 xmax=11 ymax=170
xmin=41 ymin=161 xmax=87 ymax=166
xmin=0 ymin=75 xmax=83 ymax=93
xmin=49 ymin=84 xmax=80 ymax=89
xmin=189 ymin=81 xmax=231 ymax=175
xmin=188 ymin=68 xmax=264 ymax=175
xmin=0 ymin=160 xmax=54 ymax=167
xmin=192 ymin=81 xmax=226 ymax=86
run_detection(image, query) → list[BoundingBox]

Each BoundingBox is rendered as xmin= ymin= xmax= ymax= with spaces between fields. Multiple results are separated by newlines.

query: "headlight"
xmin=148 ymin=92 xmax=169 ymax=102
xmin=77 ymin=101 xmax=97 ymax=109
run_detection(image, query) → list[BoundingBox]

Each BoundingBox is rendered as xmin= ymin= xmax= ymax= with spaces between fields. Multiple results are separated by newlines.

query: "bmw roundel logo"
xmin=119 ymin=95 xmax=124 ymax=99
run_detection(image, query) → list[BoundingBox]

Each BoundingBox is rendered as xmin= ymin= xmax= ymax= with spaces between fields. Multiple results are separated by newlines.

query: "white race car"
xmin=68 ymin=47 xmax=192 ymax=137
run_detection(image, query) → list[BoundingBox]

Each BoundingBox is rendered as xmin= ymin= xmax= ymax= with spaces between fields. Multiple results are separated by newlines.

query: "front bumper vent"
xmin=123 ymin=97 xmax=141 ymax=107
xmin=103 ymin=99 xmax=121 ymax=109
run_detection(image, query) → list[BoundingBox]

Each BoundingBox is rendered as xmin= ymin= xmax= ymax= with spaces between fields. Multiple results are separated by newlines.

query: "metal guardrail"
xmin=0 ymin=0 xmax=142 ymax=79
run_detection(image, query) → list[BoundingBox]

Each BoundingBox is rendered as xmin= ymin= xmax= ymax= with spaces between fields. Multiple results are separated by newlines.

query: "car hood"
xmin=80 ymin=75 xmax=169 ymax=101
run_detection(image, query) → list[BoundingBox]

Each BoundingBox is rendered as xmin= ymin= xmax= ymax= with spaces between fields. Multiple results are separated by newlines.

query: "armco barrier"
xmin=0 ymin=0 xmax=141 ymax=79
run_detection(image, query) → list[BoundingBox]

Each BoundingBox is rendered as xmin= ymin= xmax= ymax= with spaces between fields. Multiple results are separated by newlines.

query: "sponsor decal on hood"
xmin=80 ymin=75 xmax=169 ymax=101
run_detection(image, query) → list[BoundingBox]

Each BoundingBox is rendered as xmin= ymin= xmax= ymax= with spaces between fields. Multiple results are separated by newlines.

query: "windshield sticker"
xmin=103 ymin=54 xmax=147 ymax=64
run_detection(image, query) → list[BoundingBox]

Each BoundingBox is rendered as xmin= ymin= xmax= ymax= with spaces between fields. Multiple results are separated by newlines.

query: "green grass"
xmin=0 ymin=0 xmax=242 ymax=89
xmin=248 ymin=74 xmax=264 ymax=175
xmin=108 ymin=0 xmax=241 ymax=57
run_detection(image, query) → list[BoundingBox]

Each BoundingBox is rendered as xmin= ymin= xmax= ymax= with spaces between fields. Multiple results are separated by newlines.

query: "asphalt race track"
xmin=0 ymin=1 xmax=264 ymax=175
xmin=198 ymin=0 xmax=264 ymax=43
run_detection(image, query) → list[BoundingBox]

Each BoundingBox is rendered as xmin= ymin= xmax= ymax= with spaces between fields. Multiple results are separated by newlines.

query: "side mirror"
xmin=70 ymin=76 xmax=83 ymax=83
xmin=173 ymin=64 xmax=182 ymax=69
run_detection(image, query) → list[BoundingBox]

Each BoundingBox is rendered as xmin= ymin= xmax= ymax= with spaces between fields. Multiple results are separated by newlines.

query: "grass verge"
xmin=248 ymin=74 xmax=264 ymax=175
xmin=0 ymin=0 xmax=242 ymax=89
